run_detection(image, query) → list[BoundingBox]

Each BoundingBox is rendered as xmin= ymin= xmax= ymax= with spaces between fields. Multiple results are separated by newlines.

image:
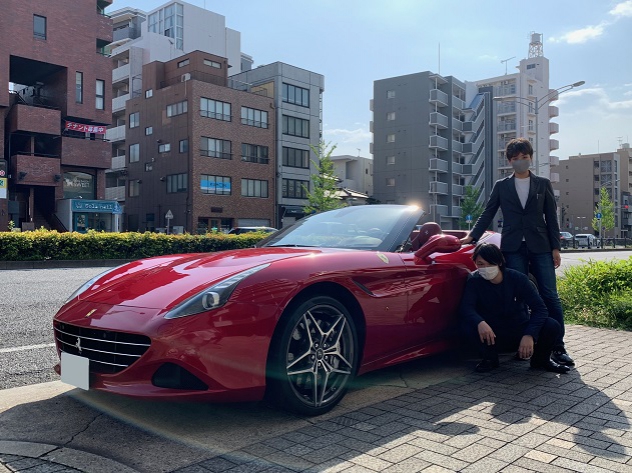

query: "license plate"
xmin=61 ymin=352 xmax=90 ymax=390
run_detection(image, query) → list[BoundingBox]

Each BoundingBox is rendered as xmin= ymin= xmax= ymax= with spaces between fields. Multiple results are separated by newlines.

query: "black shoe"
xmin=531 ymin=359 xmax=571 ymax=374
xmin=551 ymin=350 xmax=575 ymax=366
xmin=475 ymin=358 xmax=499 ymax=373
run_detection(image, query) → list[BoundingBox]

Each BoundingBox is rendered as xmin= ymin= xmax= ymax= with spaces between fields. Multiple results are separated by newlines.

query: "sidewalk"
xmin=1 ymin=325 xmax=631 ymax=472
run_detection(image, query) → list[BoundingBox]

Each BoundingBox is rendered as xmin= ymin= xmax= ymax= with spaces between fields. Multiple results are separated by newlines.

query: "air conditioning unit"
xmin=181 ymin=73 xmax=191 ymax=82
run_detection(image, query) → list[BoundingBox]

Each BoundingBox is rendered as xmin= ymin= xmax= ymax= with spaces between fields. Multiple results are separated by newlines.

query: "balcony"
xmin=112 ymin=93 xmax=130 ymax=113
xmin=452 ymin=184 xmax=464 ymax=196
xmin=497 ymin=122 xmax=517 ymax=132
xmin=105 ymin=186 xmax=126 ymax=201
xmin=95 ymin=12 xmax=113 ymax=43
xmin=12 ymin=154 xmax=60 ymax=187
xmin=429 ymin=204 xmax=448 ymax=216
xmin=549 ymin=105 xmax=559 ymax=117
xmin=452 ymin=119 xmax=463 ymax=132
xmin=7 ymin=104 xmax=61 ymax=135
xmin=429 ymin=89 xmax=449 ymax=106
xmin=550 ymin=155 xmax=560 ymax=166
xmin=369 ymin=121 xmax=373 ymax=133
xmin=112 ymin=63 xmax=130 ymax=84
xmin=429 ymin=181 xmax=448 ymax=194
xmin=111 ymin=154 xmax=126 ymax=169
xmin=549 ymin=139 xmax=560 ymax=151
xmin=429 ymin=135 xmax=449 ymax=150
xmin=429 ymin=158 xmax=448 ymax=172
xmin=429 ymin=112 xmax=449 ymax=128
xmin=452 ymin=96 xmax=465 ymax=110
xmin=369 ymin=99 xmax=373 ymax=112
xmin=450 ymin=206 xmax=462 ymax=218
xmin=61 ymin=136 xmax=110 ymax=168
xmin=549 ymin=122 xmax=559 ymax=134
xmin=452 ymin=162 xmax=463 ymax=175
xmin=550 ymin=172 xmax=560 ymax=183
xmin=452 ymin=141 xmax=463 ymax=153
xmin=105 ymin=125 xmax=126 ymax=143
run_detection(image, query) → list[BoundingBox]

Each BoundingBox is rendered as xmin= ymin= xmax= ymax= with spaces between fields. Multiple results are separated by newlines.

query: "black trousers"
xmin=462 ymin=318 xmax=561 ymax=366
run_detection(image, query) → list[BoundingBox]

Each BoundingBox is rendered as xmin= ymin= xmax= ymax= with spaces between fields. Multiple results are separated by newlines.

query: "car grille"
xmin=54 ymin=322 xmax=151 ymax=374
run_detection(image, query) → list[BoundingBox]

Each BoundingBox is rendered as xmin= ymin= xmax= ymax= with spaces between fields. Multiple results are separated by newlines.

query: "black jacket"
xmin=469 ymin=173 xmax=561 ymax=253
xmin=458 ymin=268 xmax=549 ymax=341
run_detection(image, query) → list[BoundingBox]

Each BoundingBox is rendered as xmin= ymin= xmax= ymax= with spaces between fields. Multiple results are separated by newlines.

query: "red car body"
xmin=53 ymin=205 xmax=499 ymax=415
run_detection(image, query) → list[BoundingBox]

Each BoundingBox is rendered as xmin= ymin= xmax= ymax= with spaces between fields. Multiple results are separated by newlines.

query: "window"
xmin=129 ymin=143 xmax=139 ymax=163
xmin=158 ymin=143 xmax=171 ymax=153
xmin=148 ymin=3 xmax=184 ymax=49
xmin=96 ymin=80 xmax=105 ymax=110
xmin=387 ymin=134 xmax=395 ymax=143
xmin=528 ymin=84 xmax=534 ymax=95
xmin=145 ymin=89 xmax=153 ymax=98
xmin=241 ymin=107 xmax=269 ymax=128
xmin=201 ymin=175 xmax=231 ymax=195
xmin=282 ymin=83 xmax=310 ymax=107
xmin=177 ymin=58 xmax=190 ymax=68
xmin=241 ymin=144 xmax=269 ymax=164
xmin=33 ymin=15 xmax=46 ymax=39
xmin=386 ymin=177 xmax=395 ymax=186
xmin=242 ymin=179 xmax=269 ymax=198
xmin=387 ymin=90 xmax=396 ymax=99
xmin=526 ymin=64 xmax=536 ymax=70
xmin=200 ymin=98 xmax=231 ymax=121
xmin=145 ymin=163 xmax=153 ymax=171
xmin=179 ymin=139 xmax=188 ymax=153
xmin=282 ymin=179 xmax=309 ymax=199
xmin=204 ymin=59 xmax=221 ymax=68
xmin=166 ymin=100 xmax=188 ymax=117
xmin=145 ymin=126 xmax=153 ymax=135
xmin=282 ymin=147 xmax=310 ymax=168
xmin=386 ymin=156 xmax=396 ymax=165
xmin=75 ymin=72 xmax=83 ymax=104
xmin=282 ymin=115 xmax=309 ymax=138
xmin=167 ymin=173 xmax=188 ymax=193
xmin=129 ymin=112 xmax=139 ymax=128
xmin=200 ymin=137 xmax=231 ymax=159
xmin=128 ymin=180 xmax=140 ymax=197
xmin=387 ymin=112 xmax=396 ymax=121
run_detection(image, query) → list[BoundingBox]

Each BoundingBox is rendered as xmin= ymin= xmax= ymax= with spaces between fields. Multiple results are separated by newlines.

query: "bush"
xmin=558 ymin=256 xmax=632 ymax=330
xmin=0 ymin=229 xmax=268 ymax=261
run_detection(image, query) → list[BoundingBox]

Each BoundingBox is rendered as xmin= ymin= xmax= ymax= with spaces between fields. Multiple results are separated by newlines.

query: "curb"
xmin=0 ymin=259 xmax=134 ymax=270
xmin=0 ymin=441 xmax=139 ymax=473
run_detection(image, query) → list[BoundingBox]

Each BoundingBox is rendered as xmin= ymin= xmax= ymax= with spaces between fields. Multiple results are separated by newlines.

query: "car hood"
xmin=74 ymin=247 xmax=327 ymax=310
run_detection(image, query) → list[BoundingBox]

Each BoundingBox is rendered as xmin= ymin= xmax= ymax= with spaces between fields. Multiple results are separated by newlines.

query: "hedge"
xmin=0 ymin=229 xmax=268 ymax=261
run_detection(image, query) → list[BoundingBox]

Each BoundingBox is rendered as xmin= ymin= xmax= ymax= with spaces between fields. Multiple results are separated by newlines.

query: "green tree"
xmin=303 ymin=141 xmax=345 ymax=214
xmin=592 ymin=186 xmax=615 ymax=238
xmin=459 ymin=185 xmax=484 ymax=230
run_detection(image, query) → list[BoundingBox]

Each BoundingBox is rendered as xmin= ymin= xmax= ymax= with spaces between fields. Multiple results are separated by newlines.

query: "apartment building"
xmin=105 ymin=1 xmax=252 ymax=230
xmin=0 ymin=0 xmax=115 ymax=232
xmin=555 ymin=144 xmax=632 ymax=238
xmin=231 ymin=63 xmax=325 ymax=228
xmin=371 ymin=72 xmax=469 ymax=229
xmin=123 ymin=51 xmax=275 ymax=233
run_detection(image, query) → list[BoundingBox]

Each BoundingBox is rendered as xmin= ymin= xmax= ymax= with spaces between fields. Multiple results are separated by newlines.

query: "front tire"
xmin=266 ymin=295 xmax=358 ymax=416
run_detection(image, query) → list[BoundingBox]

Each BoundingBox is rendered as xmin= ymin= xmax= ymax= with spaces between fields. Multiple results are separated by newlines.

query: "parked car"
xmin=52 ymin=204 xmax=500 ymax=416
xmin=228 ymin=226 xmax=277 ymax=235
xmin=575 ymin=233 xmax=599 ymax=249
xmin=559 ymin=231 xmax=574 ymax=249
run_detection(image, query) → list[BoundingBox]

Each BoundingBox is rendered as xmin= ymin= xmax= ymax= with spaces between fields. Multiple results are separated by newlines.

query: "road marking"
xmin=0 ymin=343 xmax=56 ymax=354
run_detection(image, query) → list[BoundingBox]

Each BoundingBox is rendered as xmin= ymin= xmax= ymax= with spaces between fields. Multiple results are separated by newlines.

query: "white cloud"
xmin=609 ymin=0 xmax=632 ymax=17
xmin=550 ymin=23 xmax=606 ymax=44
xmin=556 ymin=86 xmax=632 ymax=111
xmin=324 ymin=127 xmax=372 ymax=144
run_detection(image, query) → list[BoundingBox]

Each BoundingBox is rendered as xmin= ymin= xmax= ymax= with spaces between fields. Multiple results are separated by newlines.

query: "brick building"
xmin=0 ymin=0 xmax=115 ymax=232
xmin=124 ymin=51 xmax=276 ymax=233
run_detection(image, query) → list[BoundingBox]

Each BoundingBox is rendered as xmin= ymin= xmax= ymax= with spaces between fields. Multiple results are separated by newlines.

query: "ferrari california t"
xmin=53 ymin=205 xmax=499 ymax=416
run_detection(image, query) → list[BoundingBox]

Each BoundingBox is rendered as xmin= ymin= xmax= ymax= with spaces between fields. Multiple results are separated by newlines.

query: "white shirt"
xmin=515 ymin=176 xmax=530 ymax=209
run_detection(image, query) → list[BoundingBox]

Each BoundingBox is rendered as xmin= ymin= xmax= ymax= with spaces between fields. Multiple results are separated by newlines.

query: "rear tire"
xmin=266 ymin=295 xmax=358 ymax=416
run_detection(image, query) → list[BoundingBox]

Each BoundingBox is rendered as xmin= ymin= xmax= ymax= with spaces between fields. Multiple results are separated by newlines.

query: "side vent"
xmin=181 ymin=73 xmax=191 ymax=82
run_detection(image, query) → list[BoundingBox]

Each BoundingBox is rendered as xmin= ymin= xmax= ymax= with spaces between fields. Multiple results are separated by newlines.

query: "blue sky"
xmin=112 ymin=0 xmax=632 ymax=160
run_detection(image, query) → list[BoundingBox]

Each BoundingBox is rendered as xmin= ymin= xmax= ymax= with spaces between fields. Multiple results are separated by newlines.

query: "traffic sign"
xmin=466 ymin=214 xmax=472 ymax=223
xmin=596 ymin=212 xmax=602 ymax=220
xmin=165 ymin=210 xmax=173 ymax=219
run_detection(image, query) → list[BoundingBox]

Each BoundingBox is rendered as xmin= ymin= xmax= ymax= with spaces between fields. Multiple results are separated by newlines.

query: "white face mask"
xmin=511 ymin=159 xmax=531 ymax=174
xmin=478 ymin=266 xmax=499 ymax=280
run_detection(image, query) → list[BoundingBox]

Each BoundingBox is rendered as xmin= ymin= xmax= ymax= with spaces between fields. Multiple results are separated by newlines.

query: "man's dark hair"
xmin=506 ymin=138 xmax=533 ymax=160
xmin=472 ymin=243 xmax=506 ymax=271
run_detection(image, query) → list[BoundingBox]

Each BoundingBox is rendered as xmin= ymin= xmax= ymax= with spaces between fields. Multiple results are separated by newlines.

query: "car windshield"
xmin=259 ymin=205 xmax=425 ymax=252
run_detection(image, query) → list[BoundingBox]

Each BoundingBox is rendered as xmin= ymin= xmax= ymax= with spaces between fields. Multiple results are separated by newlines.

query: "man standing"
xmin=461 ymin=138 xmax=573 ymax=367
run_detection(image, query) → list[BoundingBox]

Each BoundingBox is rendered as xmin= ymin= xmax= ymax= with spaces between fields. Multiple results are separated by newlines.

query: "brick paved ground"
xmin=1 ymin=325 xmax=631 ymax=473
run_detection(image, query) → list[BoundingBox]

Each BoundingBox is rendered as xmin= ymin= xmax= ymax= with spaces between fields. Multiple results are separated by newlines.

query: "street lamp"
xmin=494 ymin=80 xmax=585 ymax=176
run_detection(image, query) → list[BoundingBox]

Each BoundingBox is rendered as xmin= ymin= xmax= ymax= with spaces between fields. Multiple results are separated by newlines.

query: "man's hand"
xmin=518 ymin=335 xmax=534 ymax=359
xmin=552 ymin=249 xmax=561 ymax=269
xmin=461 ymin=236 xmax=473 ymax=245
xmin=477 ymin=321 xmax=496 ymax=345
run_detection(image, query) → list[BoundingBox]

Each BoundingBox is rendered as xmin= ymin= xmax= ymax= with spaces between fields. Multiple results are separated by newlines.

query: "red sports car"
xmin=53 ymin=205 xmax=499 ymax=415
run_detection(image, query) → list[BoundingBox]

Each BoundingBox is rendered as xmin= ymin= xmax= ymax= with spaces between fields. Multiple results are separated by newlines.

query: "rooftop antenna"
xmin=357 ymin=148 xmax=361 ymax=157
xmin=617 ymin=136 xmax=623 ymax=148
xmin=501 ymin=56 xmax=515 ymax=75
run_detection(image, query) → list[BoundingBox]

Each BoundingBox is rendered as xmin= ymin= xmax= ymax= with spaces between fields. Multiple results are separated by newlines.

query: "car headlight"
xmin=164 ymin=264 xmax=270 ymax=319
xmin=65 ymin=265 xmax=126 ymax=303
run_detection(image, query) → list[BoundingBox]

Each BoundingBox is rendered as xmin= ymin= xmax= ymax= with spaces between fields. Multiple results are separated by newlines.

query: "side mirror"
xmin=414 ymin=234 xmax=461 ymax=263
